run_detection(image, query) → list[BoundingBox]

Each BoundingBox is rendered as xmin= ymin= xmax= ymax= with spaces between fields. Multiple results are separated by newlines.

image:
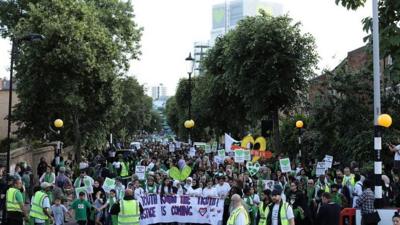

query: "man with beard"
xmin=264 ymin=185 xmax=295 ymax=225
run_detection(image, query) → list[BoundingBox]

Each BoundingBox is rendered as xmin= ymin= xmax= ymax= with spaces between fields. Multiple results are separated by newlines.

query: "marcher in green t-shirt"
xmin=70 ymin=192 xmax=91 ymax=225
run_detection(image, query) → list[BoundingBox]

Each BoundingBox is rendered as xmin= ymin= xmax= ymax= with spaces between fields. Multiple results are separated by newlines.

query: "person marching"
xmin=111 ymin=189 xmax=142 ymax=225
xmin=6 ymin=178 xmax=28 ymax=225
xmin=117 ymin=155 xmax=131 ymax=187
xmin=264 ymin=185 xmax=295 ymax=225
xmin=228 ymin=194 xmax=250 ymax=225
xmin=258 ymin=189 xmax=271 ymax=225
xmin=30 ymin=182 xmax=53 ymax=225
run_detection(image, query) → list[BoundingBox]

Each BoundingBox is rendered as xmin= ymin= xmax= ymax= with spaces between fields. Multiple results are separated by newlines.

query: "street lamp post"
xmin=6 ymin=33 xmax=45 ymax=173
xmin=375 ymin=114 xmax=392 ymax=207
xmin=185 ymin=53 xmax=195 ymax=145
xmin=54 ymin=119 xmax=64 ymax=166
xmin=295 ymin=120 xmax=304 ymax=162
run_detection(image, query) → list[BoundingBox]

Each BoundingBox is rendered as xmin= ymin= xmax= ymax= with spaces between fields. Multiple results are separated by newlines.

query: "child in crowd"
xmin=51 ymin=198 xmax=71 ymax=225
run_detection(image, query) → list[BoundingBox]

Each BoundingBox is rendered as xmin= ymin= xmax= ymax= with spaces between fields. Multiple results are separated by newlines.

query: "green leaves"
xmin=335 ymin=0 xmax=367 ymax=10
xmin=1 ymin=0 xmax=148 ymax=152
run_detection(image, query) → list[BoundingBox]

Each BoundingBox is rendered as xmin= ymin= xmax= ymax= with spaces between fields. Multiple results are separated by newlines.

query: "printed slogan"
xmin=139 ymin=194 xmax=224 ymax=225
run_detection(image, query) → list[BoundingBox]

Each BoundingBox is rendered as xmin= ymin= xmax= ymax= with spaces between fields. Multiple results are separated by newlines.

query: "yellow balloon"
xmin=54 ymin=119 xmax=63 ymax=128
xmin=378 ymin=114 xmax=392 ymax=128
xmin=252 ymin=137 xmax=267 ymax=162
xmin=241 ymin=135 xmax=254 ymax=149
xmin=184 ymin=120 xmax=195 ymax=129
xmin=296 ymin=120 xmax=304 ymax=128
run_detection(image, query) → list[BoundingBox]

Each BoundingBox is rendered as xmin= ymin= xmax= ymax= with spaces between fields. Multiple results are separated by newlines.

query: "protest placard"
xmin=279 ymin=158 xmax=291 ymax=173
xmin=264 ymin=180 xmax=275 ymax=191
xmin=243 ymin=150 xmax=251 ymax=161
xmin=102 ymin=177 xmax=115 ymax=193
xmin=323 ymin=155 xmax=333 ymax=168
xmin=316 ymin=162 xmax=326 ymax=176
xmin=234 ymin=150 xmax=245 ymax=163
xmin=211 ymin=142 xmax=218 ymax=152
xmin=205 ymin=144 xmax=211 ymax=154
xmin=218 ymin=149 xmax=225 ymax=158
xmin=136 ymin=166 xmax=146 ymax=180
xmin=189 ymin=147 xmax=196 ymax=157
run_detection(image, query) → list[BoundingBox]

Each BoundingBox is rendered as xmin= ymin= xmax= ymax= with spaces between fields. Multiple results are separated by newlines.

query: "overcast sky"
xmin=0 ymin=0 xmax=372 ymax=96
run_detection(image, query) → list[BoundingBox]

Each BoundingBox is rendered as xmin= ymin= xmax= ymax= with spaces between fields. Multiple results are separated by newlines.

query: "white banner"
xmin=139 ymin=194 xmax=224 ymax=225
xmin=323 ymin=155 xmax=333 ymax=168
xmin=136 ymin=166 xmax=146 ymax=180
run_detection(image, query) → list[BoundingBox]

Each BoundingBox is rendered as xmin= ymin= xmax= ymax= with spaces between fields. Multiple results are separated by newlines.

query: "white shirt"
xmin=202 ymin=187 xmax=218 ymax=197
xmin=31 ymin=195 xmax=50 ymax=223
xmin=134 ymin=187 xmax=145 ymax=200
xmin=216 ymin=182 xmax=231 ymax=198
xmin=188 ymin=187 xmax=202 ymax=197
xmin=395 ymin=145 xmax=400 ymax=160
xmin=271 ymin=202 xmax=294 ymax=225
xmin=352 ymin=181 xmax=363 ymax=208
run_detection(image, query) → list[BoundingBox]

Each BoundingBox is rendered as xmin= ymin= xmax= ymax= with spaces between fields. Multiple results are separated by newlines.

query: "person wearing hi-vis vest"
xmin=30 ymin=182 xmax=53 ymax=225
xmin=258 ymin=189 xmax=272 ymax=225
xmin=227 ymin=194 xmax=250 ymax=225
xmin=264 ymin=185 xmax=295 ymax=225
xmin=117 ymin=154 xmax=131 ymax=186
xmin=6 ymin=178 xmax=29 ymax=225
xmin=110 ymin=189 xmax=143 ymax=225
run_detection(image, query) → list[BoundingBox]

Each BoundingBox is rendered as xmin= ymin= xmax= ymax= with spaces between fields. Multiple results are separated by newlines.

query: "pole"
xmin=372 ymin=0 xmax=382 ymax=207
xmin=6 ymin=39 xmax=16 ymax=174
xmin=188 ymin=72 xmax=192 ymax=145
xmin=298 ymin=128 xmax=302 ymax=163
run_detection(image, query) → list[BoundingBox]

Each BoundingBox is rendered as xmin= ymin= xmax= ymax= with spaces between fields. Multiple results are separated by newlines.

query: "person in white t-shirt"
xmin=216 ymin=176 xmax=231 ymax=198
xmin=187 ymin=179 xmax=202 ymax=197
xmin=202 ymin=179 xmax=218 ymax=197
xmin=265 ymin=185 xmax=295 ymax=225
xmin=183 ymin=177 xmax=193 ymax=195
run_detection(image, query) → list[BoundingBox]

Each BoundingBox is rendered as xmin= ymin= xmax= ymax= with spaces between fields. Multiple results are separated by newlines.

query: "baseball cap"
xmin=41 ymin=182 xmax=53 ymax=189
xmin=271 ymin=184 xmax=283 ymax=196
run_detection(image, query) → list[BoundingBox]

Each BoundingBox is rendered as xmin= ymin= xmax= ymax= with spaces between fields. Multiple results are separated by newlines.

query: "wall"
xmin=0 ymin=144 xmax=73 ymax=177
xmin=0 ymin=90 xmax=18 ymax=139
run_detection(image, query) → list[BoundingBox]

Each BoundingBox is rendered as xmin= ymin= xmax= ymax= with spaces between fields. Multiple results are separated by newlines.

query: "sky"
xmin=0 ymin=0 xmax=372 ymax=96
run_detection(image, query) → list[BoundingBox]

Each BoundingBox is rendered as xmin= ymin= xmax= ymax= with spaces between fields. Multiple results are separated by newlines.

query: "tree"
xmin=216 ymin=11 xmax=318 ymax=151
xmin=0 ymin=0 xmax=142 ymax=159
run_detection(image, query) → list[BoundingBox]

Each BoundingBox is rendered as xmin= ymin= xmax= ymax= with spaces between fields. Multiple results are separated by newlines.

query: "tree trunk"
xmin=73 ymin=113 xmax=82 ymax=163
xmin=271 ymin=108 xmax=281 ymax=153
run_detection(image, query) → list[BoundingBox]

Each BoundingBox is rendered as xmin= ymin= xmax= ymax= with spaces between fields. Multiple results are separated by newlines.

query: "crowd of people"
xmin=1 ymin=139 xmax=400 ymax=225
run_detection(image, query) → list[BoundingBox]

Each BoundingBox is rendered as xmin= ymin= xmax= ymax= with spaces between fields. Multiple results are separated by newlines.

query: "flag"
xmin=225 ymin=133 xmax=239 ymax=152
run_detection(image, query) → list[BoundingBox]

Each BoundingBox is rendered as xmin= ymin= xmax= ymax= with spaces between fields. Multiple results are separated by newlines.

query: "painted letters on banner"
xmin=139 ymin=194 xmax=223 ymax=225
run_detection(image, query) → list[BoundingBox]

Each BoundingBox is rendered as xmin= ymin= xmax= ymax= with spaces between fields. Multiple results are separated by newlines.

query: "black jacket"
xmin=315 ymin=202 xmax=341 ymax=225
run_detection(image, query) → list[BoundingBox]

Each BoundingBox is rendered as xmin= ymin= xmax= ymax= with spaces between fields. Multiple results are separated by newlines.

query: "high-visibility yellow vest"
xmin=258 ymin=202 xmax=267 ymax=225
xmin=343 ymin=175 xmax=355 ymax=187
xmin=29 ymin=191 xmax=49 ymax=220
xmin=265 ymin=202 xmax=289 ymax=225
xmin=118 ymin=199 xmax=139 ymax=225
xmin=227 ymin=206 xmax=249 ymax=225
xmin=6 ymin=188 xmax=22 ymax=212
xmin=120 ymin=162 xmax=129 ymax=177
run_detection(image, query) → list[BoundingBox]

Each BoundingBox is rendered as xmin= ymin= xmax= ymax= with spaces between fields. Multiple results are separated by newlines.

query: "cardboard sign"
xmin=175 ymin=141 xmax=181 ymax=149
xmin=205 ymin=144 xmax=211 ymax=154
xmin=103 ymin=177 xmax=116 ymax=193
xmin=243 ymin=150 xmax=251 ymax=161
xmin=218 ymin=149 xmax=225 ymax=158
xmin=323 ymin=155 xmax=333 ymax=168
xmin=264 ymin=180 xmax=275 ymax=191
xmin=136 ymin=166 xmax=146 ymax=180
xmin=75 ymin=186 xmax=88 ymax=199
xmin=279 ymin=158 xmax=291 ymax=173
xmin=189 ymin=147 xmax=196 ymax=157
xmin=234 ymin=149 xmax=245 ymax=163
xmin=211 ymin=142 xmax=218 ymax=152
xmin=316 ymin=162 xmax=326 ymax=176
